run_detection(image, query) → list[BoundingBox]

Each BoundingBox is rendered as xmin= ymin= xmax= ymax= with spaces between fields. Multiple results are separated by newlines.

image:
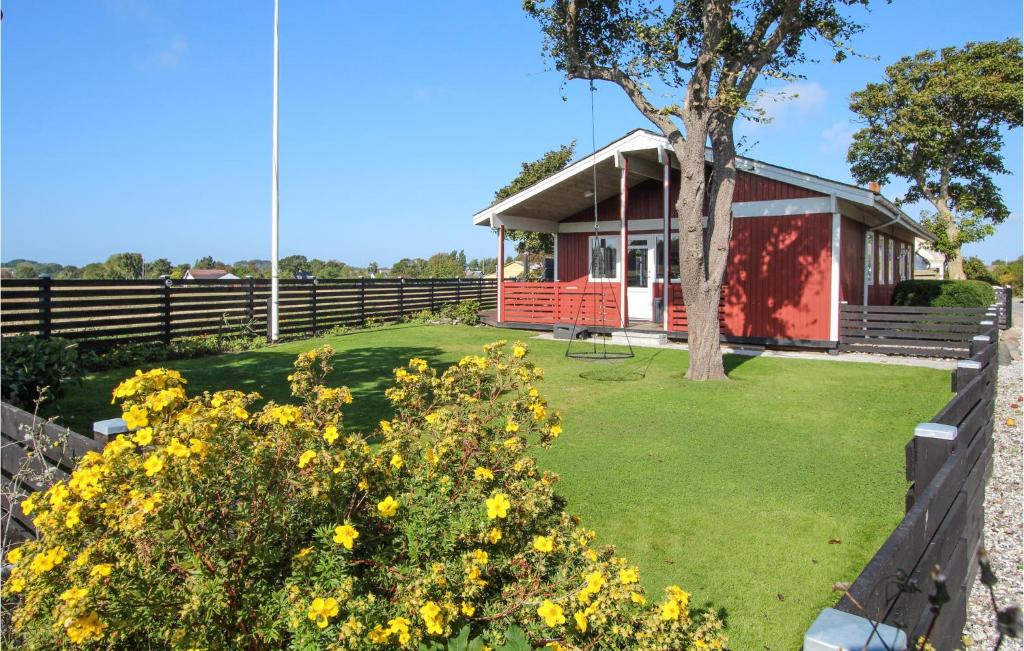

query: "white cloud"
xmin=745 ymin=81 xmax=828 ymax=129
xmin=135 ymin=37 xmax=189 ymax=71
xmin=820 ymin=120 xmax=857 ymax=154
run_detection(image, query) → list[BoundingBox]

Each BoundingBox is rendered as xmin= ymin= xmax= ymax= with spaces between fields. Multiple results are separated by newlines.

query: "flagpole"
xmin=270 ymin=0 xmax=280 ymax=341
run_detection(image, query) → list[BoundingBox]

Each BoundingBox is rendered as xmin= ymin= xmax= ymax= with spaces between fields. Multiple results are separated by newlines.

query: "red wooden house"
xmin=473 ymin=129 xmax=932 ymax=347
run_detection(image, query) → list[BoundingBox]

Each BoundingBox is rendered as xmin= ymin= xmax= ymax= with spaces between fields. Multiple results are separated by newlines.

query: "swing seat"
xmin=553 ymin=323 xmax=589 ymax=340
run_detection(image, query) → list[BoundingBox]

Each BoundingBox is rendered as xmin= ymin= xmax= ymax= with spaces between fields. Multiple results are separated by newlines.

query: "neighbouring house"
xmin=485 ymin=258 xmax=550 ymax=281
xmin=182 ymin=268 xmax=240 ymax=281
xmin=914 ymin=242 xmax=945 ymax=279
xmin=472 ymin=129 xmax=933 ymax=347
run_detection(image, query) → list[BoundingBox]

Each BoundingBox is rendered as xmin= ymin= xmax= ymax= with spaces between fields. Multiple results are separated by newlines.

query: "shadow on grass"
xmin=50 ymin=342 xmax=448 ymax=435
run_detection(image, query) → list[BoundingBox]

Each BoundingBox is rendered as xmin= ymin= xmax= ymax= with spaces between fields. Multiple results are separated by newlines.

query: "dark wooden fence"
xmin=0 ymin=278 xmax=497 ymax=346
xmin=993 ymin=285 xmax=1013 ymax=330
xmin=826 ymin=319 xmax=1000 ymax=649
xmin=0 ymin=403 xmax=114 ymax=544
xmin=839 ymin=303 xmax=993 ymax=358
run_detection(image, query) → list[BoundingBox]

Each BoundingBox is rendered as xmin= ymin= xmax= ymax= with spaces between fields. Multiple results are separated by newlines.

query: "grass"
xmin=51 ymin=324 xmax=951 ymax=649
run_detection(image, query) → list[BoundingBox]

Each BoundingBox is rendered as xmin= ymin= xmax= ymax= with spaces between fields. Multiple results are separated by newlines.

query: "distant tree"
xmin=81 ymin=262 xmax=114 ymax=279
xmin=105 ymin=253 xmax=144 ymax=279
xmin=426 ymin=251 xmax=466 ymax=278
xmin=278 ymin=255 xmax=310 ymax=278
xmin=193 ymin=256 xmax=220 ymax=270
xmin=12 ymin=262 xmax=37 ymax=279
xmin=493 ymin=142 xmax=575 ymax=257
xmin=171 ymin=264 xmax=190 ymax=280
xmin=367 ymin=262 xmax=380 ymax=278
xmin=992 ymin=256 xmax=1023 ymax=296
xmin=963 ymin=256 xmax=998 ymax=285
xmin=390 ymin=258 xmax=429 ymax=278
xmin=144 ymin=258 xmax=174 ymax=278
xmin=55 ymin=266 xmax=81 ymax=280
xmin=847 ymin=39 xmax=1023 ymax=279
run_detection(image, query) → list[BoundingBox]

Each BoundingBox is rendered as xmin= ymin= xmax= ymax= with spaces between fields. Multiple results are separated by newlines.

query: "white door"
xmin=626 ymin=237 xmax=653 ymax=322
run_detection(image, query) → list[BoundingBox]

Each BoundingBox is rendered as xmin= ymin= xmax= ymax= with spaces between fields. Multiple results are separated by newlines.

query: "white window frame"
xmin=865 ymin=231 xmax=875 ymax=287
xmin=655 ymin=233 xmax=681 ymax=284
xmin=886 ymin=237 xmax=894 ymax=285
xmin=588 ymin=235 xmax=621 ymax=282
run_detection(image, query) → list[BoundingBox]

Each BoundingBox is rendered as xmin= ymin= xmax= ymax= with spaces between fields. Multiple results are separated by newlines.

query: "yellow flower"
xmin=90 ymin=564 xmax=113 ymax=578
xmin=390 ymin=454 xmax=404 ymax=470
xmin=420 ymin=600 xmax=444 ymax=635
xmin=65 ymin=504 xmax=82 ymax=529
xmin=388 ymin=616 xmax=412 ymax=644
xmin=547 ymin=644 xmax=565 ymax=651
xmin=472 ymin=549 xmax=489 ymax=565
xmin=333 ymin=459 xmax=346 ymax=474
xmin=549 ymin=424 xmax=562 ymax=438
xmin=188 ymin=438 xmax=208 ymax=455
xmin=324 ymin=425 xmax=339 ymax=444
xmin=143 ymin=454 xmax=165 ymax=477
xmin=629 ymin=592 xmax=647 ymax=605
xmin=425 ymin=412 xmax=441 ymax=425
xmin=271 ymin=405 xmax=302 ymax=425
xmin=485 ymin=492 xmax=510 ymax=519
xmin=531 ymin=403 xmax=547 ymax=420
xmin=308 ymin=597 xmax=340 ymax=629
xmin=6 ymin=547 xmax=23 ymax=564
xmin=473 ymin=467 xmax=494 ymax=481
xmin=619 ymin=567 xmax=639 ymax=585
xmin=166 ymin=439 xmax=191 ymax=458
xmin=298 ymin=450 xmax=317 ymax=468
xmin=461 ymin=603 xmax=476 ymax=617
xmin=504 ymin=421 xmax=519 ymax=433
xmin=140 ymin=492 xmax=163 ymax=513
xmin=333 ymin=524 xmax=359 ymax=550
xmin=6 ymin=575 xmax=25 ymax=593
xmin=122 ymin=405 xmax=149 ymax=430
xmin=584 ymin=571 xmax=606 ymax=593
xmin=65 ymin=612 xmax=106 ymax=644
xmin=294 ymin=547 xmax=313 ymax=560
xmin=233 ymin=405 xmax=249 ymax=420
xmin=377 ymin=496 xmax=400 ymax=518
xmin=132 ymin=427 xmax=153 ymax=446
xmin=60 ymin=586 xmax=89 ymax=608
xmin=513 ymin=345 xmax=527 ymax=358
xmin=367 ymin=625 xmax=390 ymax=644
xmin=661 ymin=599 xmax=681 ymax=621
xmin=528 ymin=387 xmax=539 ymax=398
xmin=358 ymin=478 xmax=370 ymax=491
xmin=379 ymin=420 xmax=393 ymax=433
xmin=574 ymin=610 xmax=588 ymax=633
xmin=536 ymin=599 xmax=565 ymax=627
xmin=533 ymin=535 xmax=554 ymax=553
xmin=487 ymin=528 xmax=502 ymax=544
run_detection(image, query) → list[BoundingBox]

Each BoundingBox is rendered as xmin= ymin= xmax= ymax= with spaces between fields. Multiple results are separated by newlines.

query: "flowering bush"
xmin=4 ymin=342 xmax=726 ymax=650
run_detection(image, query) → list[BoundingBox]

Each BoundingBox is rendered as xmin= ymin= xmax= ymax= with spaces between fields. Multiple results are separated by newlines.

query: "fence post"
xmin=907 ymin=422 xmax=958 ymax=505
xmin=358 ymin=278 xmax=366 ymax=327
xmin=266 ymin=295 xmax=273 ymax=343
xmin=246 ymin=277 xmax=255 ymax=323
xmin=398 ymin=278 xmax=405 ymax=321
xmin=477 ymin=279 xmax=483 ymax=303
xmin=39 ymin=276 xmax=52 ymax=339
xmin=456 ymin=278 xmax=461 ymax=304
xmin=1004 ymin=286 xmax=1013 ymax=329
xmin=310 ymin=279 xmax=318 ymax=336
xmin=162 ymin=277 xmax=172 ymax=344
xmin=952 ymin=358 xmax=982 ymax=393
xmin=429 ymin=279 xmax=436 ymax=312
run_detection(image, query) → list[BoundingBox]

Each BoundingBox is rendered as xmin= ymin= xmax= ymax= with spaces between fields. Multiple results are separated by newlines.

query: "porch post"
xmin=620 ymin=157 xmax=629 ymax=328
xmin=829 ymin=197 xmax=841 ymax=342
xmin=662 ymin=153 xmax=671 ymax=331
xmin=497 ymin=223 xmax=505 ymax=323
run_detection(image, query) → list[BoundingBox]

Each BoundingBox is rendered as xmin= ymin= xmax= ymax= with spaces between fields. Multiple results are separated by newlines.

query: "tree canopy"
xmin=847 ymin=38 xmax=1023 ymax=278
xmin=494 ymin=142 xmax=576 ymax=255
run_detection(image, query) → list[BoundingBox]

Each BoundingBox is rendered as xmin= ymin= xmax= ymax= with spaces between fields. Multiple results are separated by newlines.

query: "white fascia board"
xmin=492 ymin=214 xmax=559 ymax=234
xmin=559 ymin=219 xmax=677 ymax=233
xmin=471 ymin=130 xmax=659 ymax=226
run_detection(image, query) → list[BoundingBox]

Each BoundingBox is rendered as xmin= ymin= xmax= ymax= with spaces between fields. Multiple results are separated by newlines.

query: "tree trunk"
xmin=672 ymin=118 xmax=729 ymax=381
xmin=941 ymin=209 xmax=965 ymax=279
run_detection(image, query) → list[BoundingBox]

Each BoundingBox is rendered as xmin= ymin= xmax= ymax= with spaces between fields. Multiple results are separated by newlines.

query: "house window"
xmin=886 ymin=238 xmax=894 ymax=284
xmin=865 ymin=232 xmax=874 ymax=286
xmin=655 ymin=234 xmax=681 ymax=282
xmin=589 ymin=236 xmax=619 ymax=281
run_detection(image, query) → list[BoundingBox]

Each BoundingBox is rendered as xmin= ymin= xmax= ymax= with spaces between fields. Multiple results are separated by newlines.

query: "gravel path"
xmin=964 ymin=327 xmax=1023 ymax=650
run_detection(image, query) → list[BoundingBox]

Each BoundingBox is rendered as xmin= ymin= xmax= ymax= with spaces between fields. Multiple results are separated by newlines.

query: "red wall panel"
xmin=557 ymin=233 xmax=590 ymax=283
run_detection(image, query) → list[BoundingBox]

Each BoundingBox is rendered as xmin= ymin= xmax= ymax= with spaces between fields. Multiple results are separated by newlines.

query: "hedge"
xmin=891 ymin=279 xmax=995 ymax=308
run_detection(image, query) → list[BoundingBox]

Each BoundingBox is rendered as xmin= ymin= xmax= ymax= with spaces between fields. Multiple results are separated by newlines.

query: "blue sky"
xmin=2 ymin=0 xmax=1021 ymax=267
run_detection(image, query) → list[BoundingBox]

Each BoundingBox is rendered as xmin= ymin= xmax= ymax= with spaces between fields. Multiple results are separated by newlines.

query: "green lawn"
xmin=51 ymin=324 xmax=951 ymax=649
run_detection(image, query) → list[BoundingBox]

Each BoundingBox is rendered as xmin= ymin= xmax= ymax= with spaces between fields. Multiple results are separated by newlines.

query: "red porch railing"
xmin=501 ymin=282 xmax=623 ymax=328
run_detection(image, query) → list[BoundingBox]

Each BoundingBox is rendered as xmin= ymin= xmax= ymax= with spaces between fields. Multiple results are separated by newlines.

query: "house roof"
xmin=472 ymin=128 xmax=932 ymax=241
xmin=185 ymin=268 xmax=236 ymax=279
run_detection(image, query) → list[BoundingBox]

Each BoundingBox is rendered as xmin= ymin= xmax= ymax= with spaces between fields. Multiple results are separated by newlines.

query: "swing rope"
xmin=565 ymin=80 xmax=634 ymax=362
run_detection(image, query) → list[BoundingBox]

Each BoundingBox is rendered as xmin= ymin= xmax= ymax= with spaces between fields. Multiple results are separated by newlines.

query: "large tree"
xmin=494 ymin=141 xmax=576 ymax=262
xmin=525 ymin=0 xmax=865 ymax=380
xmin=847 ymin=39 xmax=1023 ymax=279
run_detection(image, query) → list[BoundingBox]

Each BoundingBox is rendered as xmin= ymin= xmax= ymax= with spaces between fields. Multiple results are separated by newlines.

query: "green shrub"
xmin=891 ymin=279 xmax=995 ymax=308
xmin=0 ymin=335 xmax=82 ymax=409
xmin=4 ymin=343 xmax=725 ymax=650
xmin=79 ymin=335 xmax=267 ymax=373
xmin=407 ymin=301 xmax=481 ymax=326
xmin=963 ymin=257 xmax=1000 ymax=285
